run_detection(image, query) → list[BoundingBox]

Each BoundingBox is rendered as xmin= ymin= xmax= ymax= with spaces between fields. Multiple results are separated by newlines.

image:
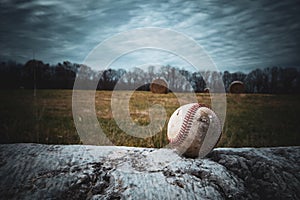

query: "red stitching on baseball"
xmin=170 ymin=103 xmax=207 ymax=145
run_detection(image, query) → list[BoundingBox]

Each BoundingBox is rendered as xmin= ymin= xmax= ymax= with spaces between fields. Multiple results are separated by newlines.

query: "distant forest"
xmin=1 ymin=59 xmax=300 ymax=93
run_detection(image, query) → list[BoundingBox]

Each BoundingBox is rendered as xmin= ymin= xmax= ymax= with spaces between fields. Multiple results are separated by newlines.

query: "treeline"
xmin=1 ymin=59 xmax=300 ymax=93
xmin=0 ymin=60 xmax=78 ymax=89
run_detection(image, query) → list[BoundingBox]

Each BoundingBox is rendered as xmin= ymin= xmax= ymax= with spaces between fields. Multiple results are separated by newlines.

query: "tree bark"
xmin=0 ymin=144 xmax=299 ymax=199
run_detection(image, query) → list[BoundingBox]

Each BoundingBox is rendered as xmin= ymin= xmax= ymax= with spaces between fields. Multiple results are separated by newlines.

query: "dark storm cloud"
xmin=0 ymin=0 xmax=138 ymax=62
xmin=170 ymin=0 xmax=300 ymax=71
xmin=0 ymin=0 xmax=299 ymax=72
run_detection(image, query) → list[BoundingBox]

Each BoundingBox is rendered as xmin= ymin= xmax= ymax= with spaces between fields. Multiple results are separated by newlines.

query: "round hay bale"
xmin=203 ymin=88 xmax=210 ymax=93
xmin=150 ymin=78 xmax=168 ymax=94
xmin=24 ymin=59 xmax=44 ymax=72
xmin=229 ymin=81 xmax=244 ymax=93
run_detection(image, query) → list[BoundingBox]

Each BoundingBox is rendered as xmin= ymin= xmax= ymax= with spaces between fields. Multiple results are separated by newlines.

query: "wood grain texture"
xmin=0 ymin=144 xmax=299 ymax=199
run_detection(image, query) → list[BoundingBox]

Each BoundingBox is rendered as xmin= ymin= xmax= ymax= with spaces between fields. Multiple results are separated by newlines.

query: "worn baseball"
xmin=167 ymin=103 xmax=221 ymax=158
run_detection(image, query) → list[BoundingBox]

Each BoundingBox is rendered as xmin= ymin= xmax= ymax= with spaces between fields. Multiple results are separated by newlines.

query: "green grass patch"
xmin=0 ymin=90 xmax=299 ymax=147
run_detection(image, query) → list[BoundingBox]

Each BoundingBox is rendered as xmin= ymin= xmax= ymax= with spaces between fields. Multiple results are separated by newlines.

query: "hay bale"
xmin=229 ymin=81 xmax=244 ymax=93
xmin=150 ymin=78 xmax=168 ymax=94
xmin=203 ymin=88 xmax=210 ymax=93
xmin=24 ymin=59 xmax=44 ymax=72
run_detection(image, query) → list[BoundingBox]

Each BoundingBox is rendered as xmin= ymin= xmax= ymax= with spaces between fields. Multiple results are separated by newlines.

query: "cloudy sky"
xmin=1 ymin=0 xmax=299 ymax=72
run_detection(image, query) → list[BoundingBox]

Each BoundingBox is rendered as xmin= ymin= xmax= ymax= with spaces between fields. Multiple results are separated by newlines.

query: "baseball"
xmin=167 ymin=103 xmax=221 ymax=158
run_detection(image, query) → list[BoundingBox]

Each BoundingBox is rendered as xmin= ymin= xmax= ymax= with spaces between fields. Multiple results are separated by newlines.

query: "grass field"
xmin=0 ymin=89 xmax=299 ymax=148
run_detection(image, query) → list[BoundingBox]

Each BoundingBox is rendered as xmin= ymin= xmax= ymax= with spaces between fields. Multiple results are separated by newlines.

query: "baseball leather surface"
xmin=167 ymin=103 xmax=221 ymax=158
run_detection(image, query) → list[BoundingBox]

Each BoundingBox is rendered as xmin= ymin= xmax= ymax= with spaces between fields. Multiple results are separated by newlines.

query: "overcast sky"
xmin=1 ymin=0 xmax=299 ymax=72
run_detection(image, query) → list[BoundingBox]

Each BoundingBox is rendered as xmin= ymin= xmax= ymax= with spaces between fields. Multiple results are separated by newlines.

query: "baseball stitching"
xmin=169 ymin=103 xmax=208 ymax=145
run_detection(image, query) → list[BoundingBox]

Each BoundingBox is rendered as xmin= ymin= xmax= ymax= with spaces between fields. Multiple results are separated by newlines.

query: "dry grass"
xmin=0 ymin=89 xmax=299 ymax=147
